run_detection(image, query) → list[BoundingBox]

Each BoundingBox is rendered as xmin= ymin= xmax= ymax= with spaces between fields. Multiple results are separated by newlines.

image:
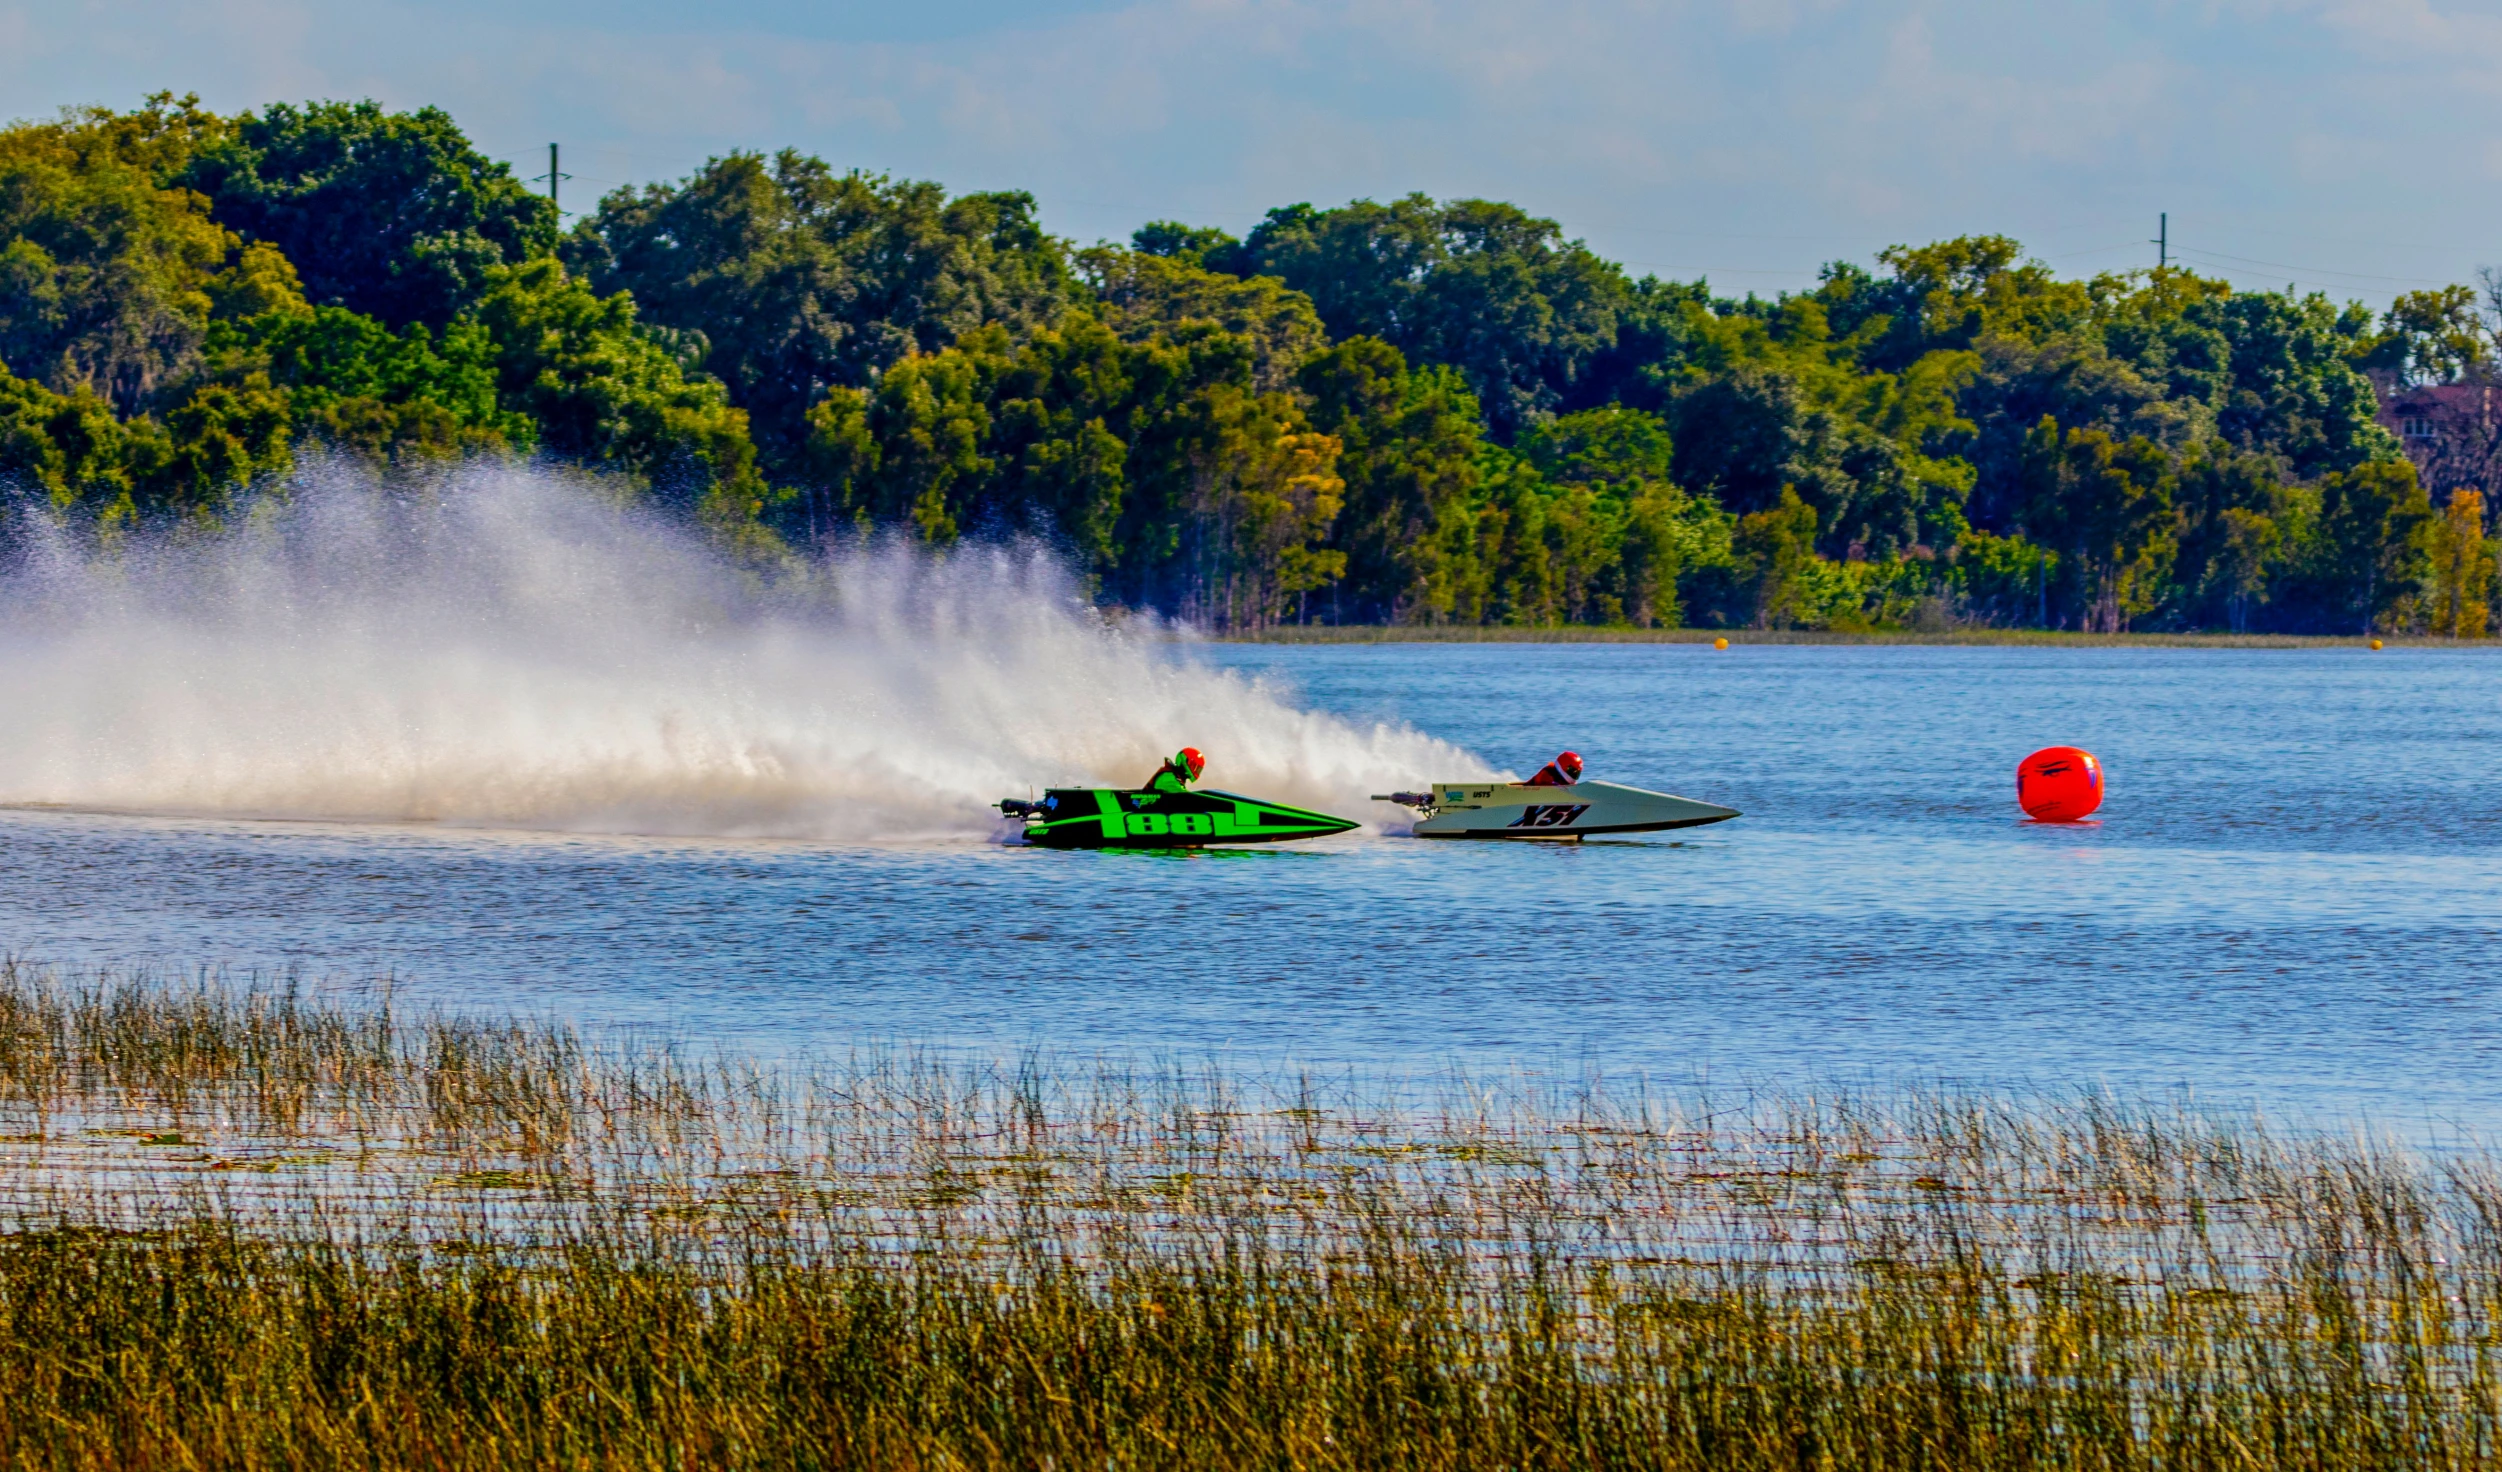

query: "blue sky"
xmin=5 ymin=0 xmax=2494 ymax=307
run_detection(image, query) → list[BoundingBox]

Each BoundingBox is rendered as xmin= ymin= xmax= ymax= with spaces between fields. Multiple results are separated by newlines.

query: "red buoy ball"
xmin=2017 ymin=746 xmax=2104 ymax=822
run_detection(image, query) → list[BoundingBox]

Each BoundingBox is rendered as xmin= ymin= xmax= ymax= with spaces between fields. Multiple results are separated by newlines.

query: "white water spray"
xmin=0 ymin=465 xmax=1488 ymax=840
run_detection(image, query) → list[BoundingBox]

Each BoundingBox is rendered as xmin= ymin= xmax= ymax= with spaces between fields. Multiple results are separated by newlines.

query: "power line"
xmin=1610 ymin=260 xmax=1834 ymax=278
xmin=2191 ymin=221 xmax=2474 ymax=255
xmin=2044 ymin=241 xmax=2148 ymax=261
xmin=2171 ymin=244 xmax=2451 ymax=287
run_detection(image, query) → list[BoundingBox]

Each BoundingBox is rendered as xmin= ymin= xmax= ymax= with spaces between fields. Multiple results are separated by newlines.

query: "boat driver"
xmin=1524 ymin=751 xmax=1584 ymax=787
xmin=1145 ymin=746 xmax=1207 ymax=794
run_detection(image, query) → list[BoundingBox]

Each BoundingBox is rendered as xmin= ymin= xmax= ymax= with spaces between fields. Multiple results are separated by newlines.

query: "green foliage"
xmin=205 ymin=241 xmax=308 ymax=321
xmin=2018 ymin=418 xmax=2177 ymax=632
xmin=2378 ymin=284 xmax=2491 ymax=386
xmin=1214 ymin=427 xmax=1347 ymax=627
xmin=1080 ymin=247 xmax=1324 ymax=391
xmin=208 ymin=301 xmax=529 ymax=463
xmin=790 ymin=313 xmax=1341 ymax=624
xmin=1660 ymin=281 xmax=1978 ymax=564
xmin=0 ymin=96 xmax=236 ymax=412
xmin=0 ymin=355 xmax=290 ymax=528
xmin=0 ymin=95 xmax=2481 ymax=634
xmin=980 ymin=317 xmax=1135 ymax=567
xmin=1733 ymin=487 xmax=1823 ymax=628
xmin=565 ymin=151 xmax=1070 ymax=477
xmin=1499 ymin=407 xmax=1714 ymax=627
xmin=2317 ymin=459 xmax=2434 ymax=635
xmin=1298 ymin=337 xmax=1488 ymax=623
xmin=799 ymin=385 xmax=878 ymax=540
xmin=1232 ymin=195 xmax=1631 ymax=439
xmin=1951 ymin=527 xmax=2057 ymax=625
xmin=1874 ymin=235 xmax=2096 ymax=358
xmin=149 ymin=374 xmax=295 ymax=518
xmin=1665 ymin=366 xmax=1798 ymax=515
xmin=1129 ymin=220 xmax=1238 ymax=267
xmin=471 ymin=259 xmax=768 ymax=534
xmin=1520 ymin=400 xmax=1675 ymax=488
xmin=857 ymin=339 xmax=997 ymax=544
xmin=0 ymin=362 xmax=143 ymax=510
xmin=2169 ymin=448 xmax=2296 ymax=632
xmin=177 ymin=100 xmax=557 ymax=330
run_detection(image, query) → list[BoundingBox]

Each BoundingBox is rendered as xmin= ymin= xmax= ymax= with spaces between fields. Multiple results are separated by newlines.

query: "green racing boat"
xmin=998 ymin=787 xmax=1358 ymax=849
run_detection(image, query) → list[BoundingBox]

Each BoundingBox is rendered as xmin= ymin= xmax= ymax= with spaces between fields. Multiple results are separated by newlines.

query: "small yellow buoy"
xmin=2370 ymin=638 xmax=2384 ymax=651
xmin=1713 ymin=637 xmax=1729 ymax=651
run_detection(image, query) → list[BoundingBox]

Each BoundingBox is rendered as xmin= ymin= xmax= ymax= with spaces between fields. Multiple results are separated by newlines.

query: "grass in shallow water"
xmin=1 ymin=963 xmax=2498 ymax=1469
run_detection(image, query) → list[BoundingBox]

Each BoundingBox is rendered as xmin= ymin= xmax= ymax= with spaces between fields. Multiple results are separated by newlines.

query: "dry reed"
xmin=0 ymin=962 xmax=2496 ymax=1469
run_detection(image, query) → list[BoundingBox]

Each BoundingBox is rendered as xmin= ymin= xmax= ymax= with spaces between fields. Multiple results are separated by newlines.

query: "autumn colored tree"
xmin=2429 ymin=489 xmax=2495 ymax=638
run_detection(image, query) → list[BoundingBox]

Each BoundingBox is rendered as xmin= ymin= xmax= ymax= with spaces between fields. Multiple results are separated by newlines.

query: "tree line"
xmin=4 ymin=93 xmax=2496 ymax=634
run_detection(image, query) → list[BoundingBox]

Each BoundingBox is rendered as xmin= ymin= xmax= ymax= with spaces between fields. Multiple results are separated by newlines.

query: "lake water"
xmin=2 ymin=640 xmax=2496 ymax=1130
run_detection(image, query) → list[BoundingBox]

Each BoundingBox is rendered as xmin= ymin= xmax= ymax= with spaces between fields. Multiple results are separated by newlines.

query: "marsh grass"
xmin=2 ymin=963 xmax=2499 ymax=1468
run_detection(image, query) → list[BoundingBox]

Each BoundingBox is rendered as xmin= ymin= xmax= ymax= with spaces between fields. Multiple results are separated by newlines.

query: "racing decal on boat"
xmin=1116 ymin=809 xmax=1268 ymax=838
xmin=1378 ymin=781 xmax=1741 ymax=839
xmin=999 ymin=787 xmax=1359 ymax=848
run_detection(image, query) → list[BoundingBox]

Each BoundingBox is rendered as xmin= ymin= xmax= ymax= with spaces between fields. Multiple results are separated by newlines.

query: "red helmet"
xmin=1176 ymin=747 xmax=1206 ymax=778
xmin=1554 ymin=751 xmax=1583 ymax=782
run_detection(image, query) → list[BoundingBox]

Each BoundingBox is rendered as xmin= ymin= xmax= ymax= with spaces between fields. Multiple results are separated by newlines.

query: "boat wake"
xmin=0 ymin=463 xmax=1486 ymax=841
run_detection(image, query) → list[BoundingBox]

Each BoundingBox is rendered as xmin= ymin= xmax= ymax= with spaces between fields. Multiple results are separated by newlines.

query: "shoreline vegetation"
xmin=4 ymin=966 xmax=2501 ymax=1468
xmin=6 ymin=96 xmax=2502 ymax=640
xmin=1216 ymin=624 xmax=2471 ymax=648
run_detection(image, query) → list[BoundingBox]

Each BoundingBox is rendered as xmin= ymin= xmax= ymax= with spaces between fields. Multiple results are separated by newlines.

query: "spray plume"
xmin=0 ymin=465 xmax=1485 ymax=840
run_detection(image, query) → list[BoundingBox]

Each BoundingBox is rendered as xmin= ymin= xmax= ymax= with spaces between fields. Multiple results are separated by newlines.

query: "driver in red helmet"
xmin=1145 ymin=746 xmax=1207 ymax=794
xmin=1524 ymin=751 xmax=1584 ymax=787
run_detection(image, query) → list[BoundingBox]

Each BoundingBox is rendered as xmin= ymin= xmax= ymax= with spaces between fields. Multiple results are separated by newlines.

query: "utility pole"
xmin=2152 ymin=212 xmax=2167 ymax=271
xmin=535 ymin=143 xmax=570 ymax=216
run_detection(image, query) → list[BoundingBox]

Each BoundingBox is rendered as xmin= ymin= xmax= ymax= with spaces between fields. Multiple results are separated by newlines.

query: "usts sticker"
xmin=1508 ymin=804 xmax=1589 ymax=829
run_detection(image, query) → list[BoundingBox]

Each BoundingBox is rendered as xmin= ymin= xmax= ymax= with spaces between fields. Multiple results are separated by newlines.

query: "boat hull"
xmin=1394 ymin=780 xmax=1738 ymax=840
xmin=1006 ymin=788 xmax=1359 ymax=849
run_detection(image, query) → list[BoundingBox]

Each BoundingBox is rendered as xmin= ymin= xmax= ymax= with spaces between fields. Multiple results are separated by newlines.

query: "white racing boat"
xmin=1373 ymin=780 xmax=1739 ymax=840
